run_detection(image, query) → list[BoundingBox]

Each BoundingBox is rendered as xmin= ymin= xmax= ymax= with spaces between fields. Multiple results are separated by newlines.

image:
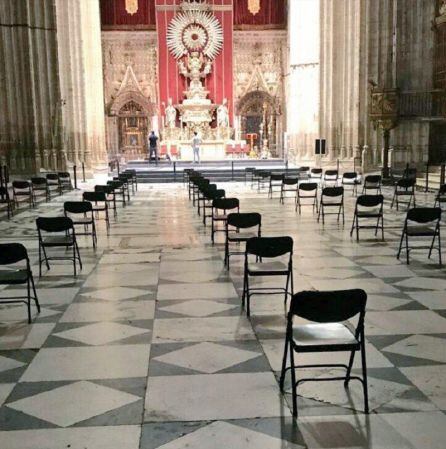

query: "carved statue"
xmin=440 ymin=0 xmax=446 ymax=16
xmin=217 ymin=98 xmax=229 ymax=128
xmin=178 ymin=51 xmax=212 ymax=99
xmin=165 ymin=98 xmax=177 ymax=128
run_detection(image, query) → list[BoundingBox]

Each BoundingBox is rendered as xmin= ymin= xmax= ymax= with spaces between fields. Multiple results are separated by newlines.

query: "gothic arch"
xmin=236 ymin=90 xmax=279 ymax=116
xmin=109 ymin=91 xmax=155 ymax=117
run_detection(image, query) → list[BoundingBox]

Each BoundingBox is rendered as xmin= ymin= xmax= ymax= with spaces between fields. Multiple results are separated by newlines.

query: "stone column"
xmin=55 ymin=0 xmax=107 ymax=170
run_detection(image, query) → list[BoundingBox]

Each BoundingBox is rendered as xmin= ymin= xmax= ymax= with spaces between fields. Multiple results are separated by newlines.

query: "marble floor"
xmin=0 ymin=179 xmax=445 ymax=448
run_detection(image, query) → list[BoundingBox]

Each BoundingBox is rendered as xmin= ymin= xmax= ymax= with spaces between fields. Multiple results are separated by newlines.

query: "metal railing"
xmin=399 ymin=90 xmax=446 ymax=118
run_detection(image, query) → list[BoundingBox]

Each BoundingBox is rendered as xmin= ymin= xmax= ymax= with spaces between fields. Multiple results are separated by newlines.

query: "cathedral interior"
xmin=0 ymin=1 xmax=446 ymax=448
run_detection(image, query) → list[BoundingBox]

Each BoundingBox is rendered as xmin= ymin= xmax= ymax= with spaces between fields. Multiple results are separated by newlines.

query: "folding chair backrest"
xmin=438 ymin=184 xmax=446 ymax=195
xmin=31 ymin=177 xmax=47 ymax=186
xmin=209 ymin=189 xmax=225 ymax=200
xmin=260 ymin=171 xmax=271 ymax=179
xmin=343 ymin=172 xmax=357 ymax=181
xmin=356 ymin=194 xmax=383 ymax=208
xmin=107 ymin=180 xmax=123 ymax=189
xmin=324 ymin=170 xmax=338 ymax=179
xmin=0 ymin=243 xmax=28 ymax=265
xmin=0 ymin=186 xmax=9 ymax=198
xmin=246 ymin=236 xmax=293 ymax=258
xmin=289 ymin=289 xmax=367 ymax=323
xmin=64 ymin=201 xmax=93 ymax=214
xmin=406 ymin=207 xmax=441 ymax=224
xmin=212 ymin=197 xmax=239 ymax=211
xmin=227 ymin=212 xmax=261 ymax=229
xmin=83 ymin=191 xmax=106 ymax=202
xmin=283 ymin=177 xmax=298 ymax=185
xmin=299 ymin=166 xmax=310 ymax=173
xmin=36 ymin=216 xmax=73 ymax=233
xmin=58 ymin=171 xmax=71 ymax=179
xmin=46 ymin=173 xmax=59 ymax=182
xmin=310 ymin=168 xmax=323 ymax=177
xmin=299 ymin=182 xmax=318 ymax=192
xmin=322 ymin=186 xmax=344 ymax=197
xmin=95 ymin=185 xmax=113 ymax=194
xmin=13 ymin=180 xmax=31 ymax=190
xmin=397 ymin=178 xmax=415 ymax=189
xmin=364 ymin=175 xmax=381 ymax=187
xmin=270 ymin=174 xmax=284 ymax=181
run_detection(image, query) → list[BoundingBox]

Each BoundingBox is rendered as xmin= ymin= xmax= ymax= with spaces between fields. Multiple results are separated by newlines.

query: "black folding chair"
xmin=183 ymin=168 xmax=194 ymax=186
xmin=362 ymin=175 xmax=382 ymax=195
xmin=119 ymin=173 xmax=135 ymax=195
xmin=211 ymin=198 xmax=239 ymax=244
xmin=296 ymin=182 xmax=318 ymax=214
xmin=280 ymin=178 xmax=299 ymax=205
xmin=198 ymin=183 xmax=216 ymax=216
xmin=245 ymin=167 xmax=255 ymax=184
xmin=124 ymin=169 xmax=138 ymax=192
xmin=46 ymin=173 xmax=62 ymax=197
xmin=203 ymin=188 xmax=225 ymax=226
xmin=225 ymin=212 xmax=261 ymax=269
xmin=397 ymin=207 xmax=442 ymax=265
xmin=58 ymin=171 xmax=73 ymax=192
xmin=0 ymin=186 xmax=13 ymax=219
xmin=64 ymin=201 xmax=97 ymax=249
xmin=107 ymin=180 xmax=126 ymax=207
xmin=310 ymin=168 xmax=323 ymax=182
xmin=318 ymin=186 xmax=344 ymax=224
xmin=268 ymin=174 xmax=284 ymax=199
xmin=391 ymin=178 xmax=416 ymax=211
xmin=242 ymin=236 xmax=294 ymax=317
xmin=257 ymin=171 xmax=271 ymax=192
xmin=115 ymin=175 xmax=131 ymax=200
xmin=193 ymin=178 xmax=209 ymax=207
xmin=342 ymin=172 xmax=359 ymax=196
xmin=36 ymin=217 xmax=82 ymax=276
xmin=251 ymin=169 xmax=262 ymax=189
xmin=297 ymin=166 xmax=310 ymax=181
xmin=95 ymin=184 xmax=117 ymax=217
xmin=188 ymin=172 xmax=202 ymax=200
xmin=323 ymin=170 xmax=338 ymax=187
xmin=83 ymin=191 xmax=110 ymax=231
xmin=434 ymin=184 xmax=446 ymax=209
xmin=0 ymin=243 xmax=40 ymax=323
xmin=12 ymin=181 xmax=34 ymax=208
xmin=280 ymin=289 xmax=369 ymax=417
xmin=350 ymin=195 xmax=384 ymax=241
xmin=31 ymin=177 xmax=50 ymax=203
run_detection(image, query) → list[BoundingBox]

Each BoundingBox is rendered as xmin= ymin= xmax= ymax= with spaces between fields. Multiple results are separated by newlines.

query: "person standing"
xmin=192 ymin=131 xmax=201 ymax=164
xmin=148 ymin=131 xmax=158 ymax=165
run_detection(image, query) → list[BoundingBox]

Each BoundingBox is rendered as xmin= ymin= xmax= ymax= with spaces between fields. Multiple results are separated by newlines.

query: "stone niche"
xmin=233 ymin=30 xmax=287 ymax=156
xmin=102 ymin=31 xmax=158 ymax=156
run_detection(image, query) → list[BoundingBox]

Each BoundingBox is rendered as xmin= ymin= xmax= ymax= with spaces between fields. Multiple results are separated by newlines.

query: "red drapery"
xmin=233 ymin=0 xmax=285 ymax=28
xmin=100 ymin=0 xmax=156 ymax=28
xmin=155 ymin=0 xmax=234 ymax=125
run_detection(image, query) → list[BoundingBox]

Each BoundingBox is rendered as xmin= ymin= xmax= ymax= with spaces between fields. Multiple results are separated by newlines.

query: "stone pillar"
xmin=55 ymin=0 xmax=107 ymax=170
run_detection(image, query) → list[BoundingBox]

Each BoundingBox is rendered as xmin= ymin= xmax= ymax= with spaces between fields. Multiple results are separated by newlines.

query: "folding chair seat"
xmin=107 ymin=180 xmax=126 ymax=207
xmin=211 ymin=197 xmax=239 ymax=244
xmin=297 ymin=166 xmax=310 ymax=181
xmin=268 ymin=174 xmax=284 ymax=199
xmin=225 ymin=212 xmax=261 ymax=269
xmin=242 ymin=236 xmax=293 ymax=316
xmin=280 ymin=178 xmax=299 ymax=204
xmin=323 ymin=170 xmax=338 ymax=187
xmin=0 ymin=243 xmax=40 ymax=323
xmin=318 ymin=186 xmax=344 ymax=224
xmin=31 ymin=177 xmax=50 ymax=203
xmin=391 ymin=178 xmax=416 ymax=210
xmin=0 ymin=186 xmax=14 ymax=219
xmin=397 ymin=207 xmax=442 ymax=265
xmin=58 ymin=172 xmax=73 ymax=192
xmin=203 ymin=188 xmax=225 ymax=226
xmin=12 ymin=181 xmax=34 ymax=208
xmin=434 ymin=184 xmax=446 ymax=209
xmin=310 ymin=168 xmax=323 ymax=182
xmin=362 ymin=174 xmax=382 ymax=195
xmin=83 ymin=191 xmax=110 ymax=230
xmin=46 ymin=173 xmax=62 ymax=197
xmin=350 ymin=195 xmax=384 ymax=241
xmin=64 ymin=201 xmax=97 ymax=249
xmin=280 ymin=289 xmax=368 ymax=417
xmin=296 ymin=182 xmax=318 ymax=214
xmin=36 ymin=216 xmax=82 ymax=276
xmin=342 ymin=172 xmax=359 ymax=196
xmin=198 ymin=183 xmax=216 ymax=216
xmin=95 ymin=184 xmax=117 ymax=217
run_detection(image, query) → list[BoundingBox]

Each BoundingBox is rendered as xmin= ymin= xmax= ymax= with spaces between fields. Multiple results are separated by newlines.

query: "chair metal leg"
xmin=360 ymin=339 xmax=369 ymax=414
xmin=290 ymin=346 xmax=298 ymax=417
xmin=405 ymin=232 xmax=410 ymax=264
xmin=397 ymin=229 xmax=405 ymax=260
xmin=344 ymin=349 xmax=356 ymax=386
xmin=26 ymin=278 xmax=32 ymax=324
xmin=30 ymin=272 xmax=40 ymax=312
xmin=279 ymin=335 xmax=289 ymax=392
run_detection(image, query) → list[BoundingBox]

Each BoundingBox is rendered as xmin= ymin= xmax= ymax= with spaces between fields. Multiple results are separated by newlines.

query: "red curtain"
xmin=100 ymin=0 xmax=156 ymax=28
xmin=156 ymin=0 xmax=234 ymax=124
xmin=233 ymin=0 xmax=286 ymax=27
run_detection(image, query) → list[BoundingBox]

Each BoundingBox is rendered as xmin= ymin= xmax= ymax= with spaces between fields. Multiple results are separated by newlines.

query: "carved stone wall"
xmin=102 ymin=31 xmax=158 ymax=155
xmin=233 ymin=30 xmax=287 ymax=155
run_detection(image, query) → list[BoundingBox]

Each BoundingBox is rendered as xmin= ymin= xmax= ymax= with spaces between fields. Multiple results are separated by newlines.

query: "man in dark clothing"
xmin=148 ymin=131 xmax=158 ymax=165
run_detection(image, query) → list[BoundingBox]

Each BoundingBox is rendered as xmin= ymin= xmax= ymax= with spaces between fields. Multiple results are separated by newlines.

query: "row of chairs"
xmin=1 ymin=172 xmax=73 ymax=216
xmin=185 ymin=169 xmax=369 ymax=417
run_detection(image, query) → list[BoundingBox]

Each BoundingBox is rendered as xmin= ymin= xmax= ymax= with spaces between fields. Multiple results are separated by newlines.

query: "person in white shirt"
xmin=192 ymin=132 xmax=201 ymax=164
